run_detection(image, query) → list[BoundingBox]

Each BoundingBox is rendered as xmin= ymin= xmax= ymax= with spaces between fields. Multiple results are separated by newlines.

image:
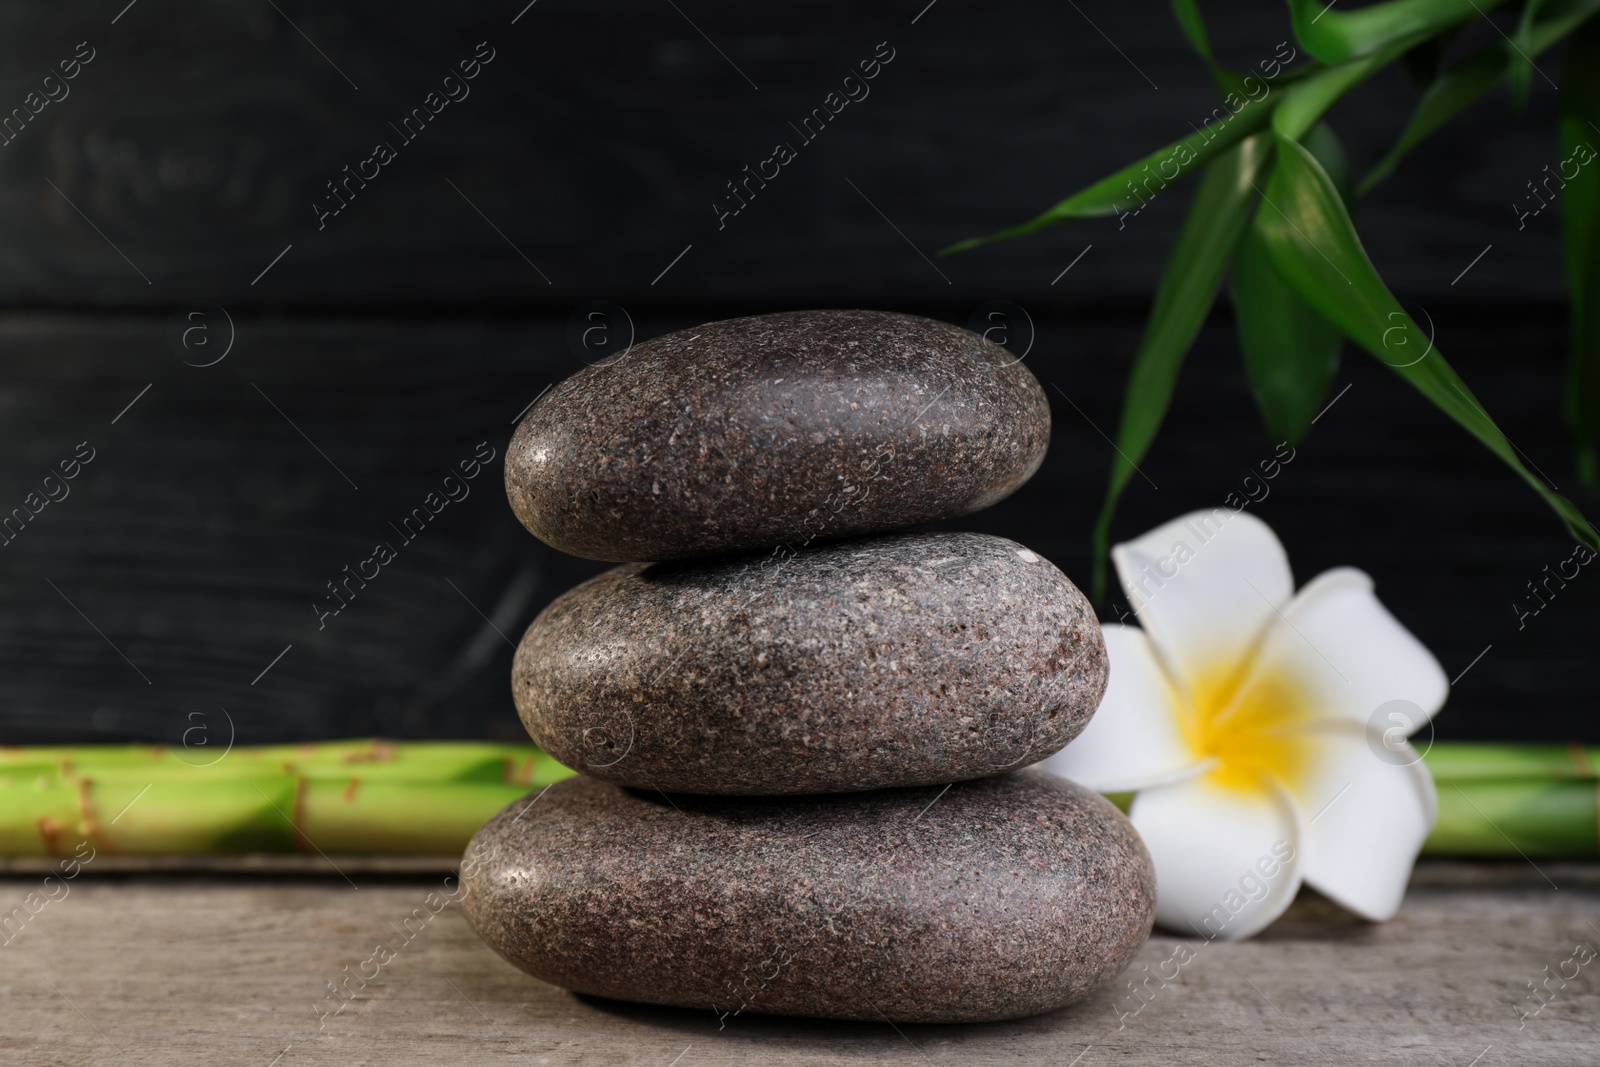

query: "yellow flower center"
xmin=1183 ymin=662 xmax=1312 ymax=793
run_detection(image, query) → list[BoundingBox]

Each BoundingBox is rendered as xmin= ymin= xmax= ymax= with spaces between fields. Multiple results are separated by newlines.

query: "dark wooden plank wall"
xmin=0 ymin=1 xmax=1595 ymax=746
xmin=2 ymin=309 xmax=1595 ymax=745
xmin=0 ymin=0 xmax=1577 ymax=308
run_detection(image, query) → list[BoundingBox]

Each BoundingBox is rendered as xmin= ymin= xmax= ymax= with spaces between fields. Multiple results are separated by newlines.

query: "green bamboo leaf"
xmin=940 ymin=95 xmax=1275 ymax=255
xmin=1169 ymin=0 xmax=1252 ymax=97
xmin=1301 ymin=120 xmax=1357 ymax=204
xmin=1360 ymin=44 xmax=1510 ymax=193
xmin=942 ymin=31 xmax=1315 ymax=256
xmin=1561 ymin=16 xmax=1600 ymax=485
xmin=1284 ymin=0 xmax=1509 ymax=64
xmin=1272 ymin=33 xmax=1428 ymax=140
xmin=1509 ymin=0 xmax=1550 ymax=111
xmin=1170 ymin=0 xmax=1211 ymax=56
xmin=1232 ymin=125 xmax=1350 ymax=444
xmin=945 ymin=39 xmax=1395 ymax=256
xmin=1088 ymin=134 xmax=1275 ymax=601
xmin=1359 ymin=0 xmax=1600 ymax=193
xmin=1259 ymin=135 xmax=1599 ymax=549
xmin=1233 ymin=226 xmax=1342 ymax=444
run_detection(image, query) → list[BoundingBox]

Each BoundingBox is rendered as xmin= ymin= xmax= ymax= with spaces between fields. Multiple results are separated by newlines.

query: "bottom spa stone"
xmin=460 ymin=772 xmax=1154 ymax=1023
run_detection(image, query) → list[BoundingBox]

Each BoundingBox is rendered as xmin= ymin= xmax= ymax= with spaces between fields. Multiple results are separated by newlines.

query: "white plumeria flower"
xmin=1041 ymin=509 xmax=1447 ymax=940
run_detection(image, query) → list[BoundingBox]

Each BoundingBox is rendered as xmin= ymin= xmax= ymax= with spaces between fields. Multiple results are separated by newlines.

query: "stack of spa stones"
xmin=461 ymin=310 xmax=1155 ymax=1023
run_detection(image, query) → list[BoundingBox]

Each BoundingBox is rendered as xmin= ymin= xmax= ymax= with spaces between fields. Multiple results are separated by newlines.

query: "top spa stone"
xmin=505 ymin=310 xmax=1051 ymax=561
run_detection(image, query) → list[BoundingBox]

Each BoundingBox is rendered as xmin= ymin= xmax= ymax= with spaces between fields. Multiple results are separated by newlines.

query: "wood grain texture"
xmin=0 ymin=0 xmax=1577 ymax=309
xmin=0 ymin=863 xmax=1596 ymax=1065
xmin=1 ymin=309 xmax=1596 ymax=746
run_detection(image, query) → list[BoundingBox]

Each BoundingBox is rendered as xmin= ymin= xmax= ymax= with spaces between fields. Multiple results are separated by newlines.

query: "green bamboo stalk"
xmin=0 ymin=774 xmax=564 ymax=856
xmin=1419 ymin=743 xmax=1600 ymax=856
xmin=0 ymin=775 xmax=298 ymax=856
xmin=4 ymin=741 xmax=1597 ymax=858
xmin=0 ymin=740 xmax=567 ymax=787
xmin=299 ymin=781 xmax=543 ymax=854
xmin=1423 ymin=741 xmax=1599 ymax=781
xmin=0 ymin=740 xmax=578 ymax=857
xmin=1426 ymin=778 xmax=1599 ymax=857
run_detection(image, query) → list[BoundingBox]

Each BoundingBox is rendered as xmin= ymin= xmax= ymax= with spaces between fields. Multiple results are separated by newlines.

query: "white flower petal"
xmin=1286 ymin=722 xmax=1437 ymax=922
xmin=1234 ymin=567 xmax=1448 ymax=734
xmin=1130 ymin=771 xmax=1305 ymax=941
xmin=1112 ymin=510 xmax=1294 ymax=704
xmin=1037 ymin=624 xmax=1206 ymax=792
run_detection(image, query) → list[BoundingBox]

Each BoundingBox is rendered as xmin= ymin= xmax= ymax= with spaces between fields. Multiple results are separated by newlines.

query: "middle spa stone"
xmin=513 ymin=532 xmax=1107 ymax=794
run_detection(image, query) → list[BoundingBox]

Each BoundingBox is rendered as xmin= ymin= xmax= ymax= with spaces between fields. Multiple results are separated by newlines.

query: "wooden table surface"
xmin=2 ymin=860 xmax=1597 ymax=1066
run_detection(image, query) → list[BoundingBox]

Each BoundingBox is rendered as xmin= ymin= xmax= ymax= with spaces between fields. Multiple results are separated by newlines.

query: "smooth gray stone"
xmin=512 ymin=532 xmax=1106 ymax=794
xmin=504 ymin=309 xmax=1051 ymax=561
xmin=460 ymin=772 xmax=1156 ymax=1023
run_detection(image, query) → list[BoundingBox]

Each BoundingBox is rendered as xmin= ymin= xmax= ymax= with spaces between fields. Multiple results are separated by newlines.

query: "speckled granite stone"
xmin=460 ymin=771 xmax=1154 ymax=1023
xmin=505 ymin=310 xmax=1051 ymax=561
xmin=512 ymin=532 xmax=1106 ymax=794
